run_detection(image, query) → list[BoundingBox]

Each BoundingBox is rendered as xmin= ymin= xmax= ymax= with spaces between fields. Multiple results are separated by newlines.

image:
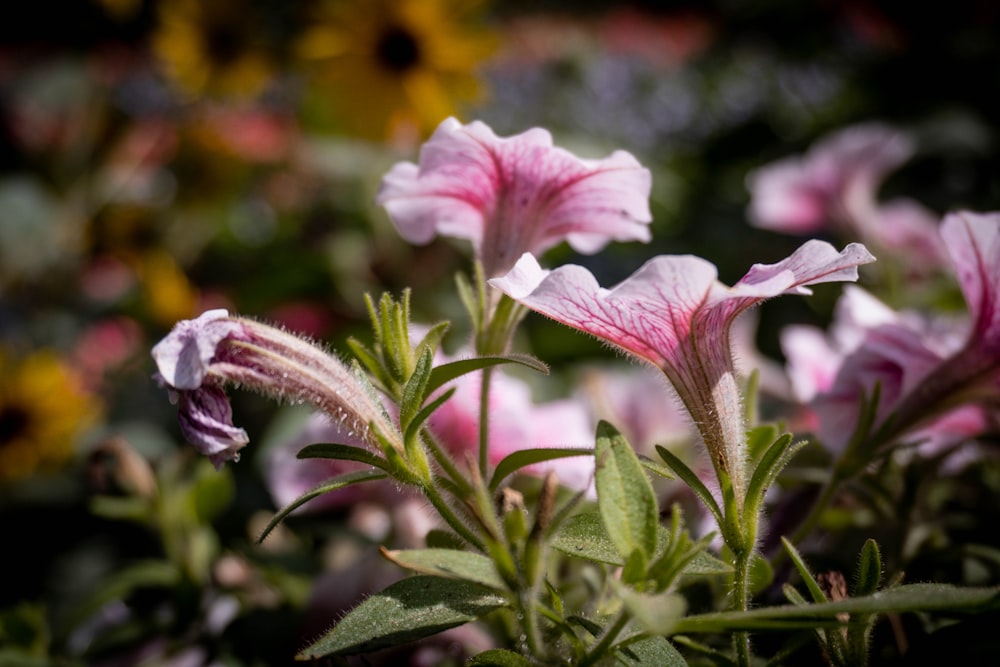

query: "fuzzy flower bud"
xmin=152 ymin=309 xmax=399 ymax=468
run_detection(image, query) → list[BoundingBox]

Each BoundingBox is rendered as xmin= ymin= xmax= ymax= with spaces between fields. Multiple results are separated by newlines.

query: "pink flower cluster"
xmin=784 ymin=211 xmax=1000 ymax=455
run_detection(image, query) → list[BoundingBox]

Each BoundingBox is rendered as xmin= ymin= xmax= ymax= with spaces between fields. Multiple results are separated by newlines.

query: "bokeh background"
xmin=2 ymin=1 xmax=999 ymax=665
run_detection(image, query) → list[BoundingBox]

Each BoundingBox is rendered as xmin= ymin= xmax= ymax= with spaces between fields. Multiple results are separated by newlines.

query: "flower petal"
xmin=940 ymin=210 xmax=1000 ymax=349
xmin=177 ymin=385 xmax=250 ymax=468
xmin=151 ymin=309 xmax=241 ymax=390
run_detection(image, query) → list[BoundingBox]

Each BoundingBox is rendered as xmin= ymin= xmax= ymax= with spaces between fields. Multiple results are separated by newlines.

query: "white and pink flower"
xmin=492 ymin=241 xmax=875 ymax=502
xmin=377 ymin=117 xmax=653 ymax=277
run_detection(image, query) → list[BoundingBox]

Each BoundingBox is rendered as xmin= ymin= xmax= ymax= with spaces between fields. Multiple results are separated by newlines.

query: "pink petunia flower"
xmin=376 ymin=117 xmax=653 ymax=277
xmin=491 ymin=241 xmax=875 ymax=504
xmin=889 ymin=211 xmax=1000 ymax=435
xmin=746 ymin=123 xmax=946 ymax=271
xmin=784 ymin=211 xmax=1000 ymax=455
xmin=151 ymin=309 xmax=399 ymax=468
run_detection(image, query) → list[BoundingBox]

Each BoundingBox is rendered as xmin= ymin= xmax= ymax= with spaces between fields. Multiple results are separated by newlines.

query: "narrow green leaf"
xmin=855 ymin=539 xmax=882 ymax=598
xmin=346 ymin=337 xmax=386 ymax=387
xmin=568 ymin=615 xmax=604 ymax=638
xmin=380 ymin=548 xmax=506 ymax=590
xmin=257 ymin=469 xmax=387 ymax=543
xmin=414 ymin=320 xmax=451 ymax=360
xmin=489 ymin=447 xmax=593 ymax=492
xmin=639 ymin=455 xmax=676 ymax=480
xmin=296 ymin=576 xmax=508 ymax=659
xmin=426 ymin=354 xmax=549 ymax=396
xmin=744 ymin=433 xmax=800 ymax=518
xmin=404 ymin=388 xmax=456 ymax=445
xmin=674 ymin=584 xmax=1000 ymax=634
xmin=400 ymin=348 xmax=434 ymax=431
xmin=595 ymin=421 xmax=658 ymax=565
xmin=467 ymin=649 xmax=534 ymax=667
xmin=297 ymin=442 xmax=389 ymax=470
xmin=780 ymin=537 xmax=829 ymax=605
xmin=655 ymin=445 xmax=723 ymax=529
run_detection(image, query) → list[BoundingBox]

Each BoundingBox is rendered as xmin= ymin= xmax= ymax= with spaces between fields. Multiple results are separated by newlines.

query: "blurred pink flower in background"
xmin=783 ymin=211 xmax=1000 ymax=455
xmin=377 ymin=117 xmax=652 ymax=277
xmin=574 ymin=363 xmax=692 ymax=456
xmin=746 ymin=123 xmax=946 ymax=271
xmin=429 ymin=364 xmax=597 ymax=496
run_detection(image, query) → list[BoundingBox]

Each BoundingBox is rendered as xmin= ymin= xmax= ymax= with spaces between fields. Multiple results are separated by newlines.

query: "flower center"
xmin=0 ymin=405 xmax=30 ymax=446
xmin=376 ymin=25 xmax=421 ymax=72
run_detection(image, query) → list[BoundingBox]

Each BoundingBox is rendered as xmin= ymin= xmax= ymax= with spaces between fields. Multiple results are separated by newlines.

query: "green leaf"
xmin=639 ymin=455 xmax=676 ymax=480
xmin=414 ymin=320 xmax=451 ymax=361
xmin=466 ymin=649 xmax=534 ymax=666
xmin=404 ymin=387 xmax=456 ymax=445
xmin=425 ymin=529 xmax=468 ymax=550
xmin=674 ymin=584 xmax=1000 ymax=634
xmin=426 ymin=354 xmax=549 ymax=396
xmin=780 ymin=537 xmax=829 ymax=605
xmin=615 ymin=635 xmax=690 ymax=666
xmin=744 ymin=433 xmax=802 ymax=521
xmin=489 ymin=447 xmax=593 ymax=492
xmin=400 ymin=348 xmax=434 ymax=431
xmin=655 ymin=445 xmax=723 ymax=529
xmin=551 ymin=513 xmax=730 ymax=576
xmin=257 ymin=469 xmax=387 ymax=543
xmin=855 ymin=539 xmax=882 ymax=598
xmin=595 ymin=421 xmax=658 ymax=565
xmin=381 ymin=548 xmax=507 ymax=590
xmin=297 ymin=442 xmax=389 ymax=469
xmin=296 ymin=576 xmax=508 ymax=658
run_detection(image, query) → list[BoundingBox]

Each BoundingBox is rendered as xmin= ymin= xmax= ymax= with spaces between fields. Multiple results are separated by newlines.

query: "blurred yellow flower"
xmin=298 ymin=0 xmax=497 ymax=142
xmin=153 ymin=0 xmax=275 ymax=100
xmin=138 ymin=249 xmax=200 ymax=327
xmin=0 ymin=351 xmax=101 ymax=483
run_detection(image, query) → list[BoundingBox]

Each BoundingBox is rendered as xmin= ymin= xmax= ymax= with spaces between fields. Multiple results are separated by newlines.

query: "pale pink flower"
xmin=491 ymin=241 xmax=875 ymax=503
xmin=746 ymin=123 xmax=945 ymax=271
xmin=376 ymin=117 xmax=652 ymax=277
xmin=152 ymin=309 xmax=399 ymax=468
xmin=265 ymin=412 xmax=378 ymax=513
xmin=574 ymin=363 xmax=692 ymax=455
xmin=888 ymin=211 xmax=1000 ymax=434
xmin=429 ymin=366 xmax=596 ymax=496
xmin=747 ymin=123 xmax=912 ymax=234
xmin=784 ymin=212 xmax=1000 ymax=454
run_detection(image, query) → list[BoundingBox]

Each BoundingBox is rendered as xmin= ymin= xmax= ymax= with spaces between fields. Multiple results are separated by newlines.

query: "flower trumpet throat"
xmin=152 ymin=309 xmax=401 ymax=467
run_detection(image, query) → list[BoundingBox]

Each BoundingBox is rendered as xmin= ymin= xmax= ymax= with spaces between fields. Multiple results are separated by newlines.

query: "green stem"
xmin=478 ymin=366 xmax=494 ymax=479
xmin=732 ymin=547 xmax=753 ymax=667
xmin=422 ymin=483 xmax=484 ymax=551
xmin=421 ymin=428 xmax=474 ymax=497
xmin=517 ymin=587 xmax=545 ymax=660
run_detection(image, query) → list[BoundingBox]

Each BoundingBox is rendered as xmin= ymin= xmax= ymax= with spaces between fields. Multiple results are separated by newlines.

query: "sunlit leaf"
xmin=296 ymin=576 xmax=508 ymax=658
xmin=380 ymin=548 xmax=507 ymax=590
